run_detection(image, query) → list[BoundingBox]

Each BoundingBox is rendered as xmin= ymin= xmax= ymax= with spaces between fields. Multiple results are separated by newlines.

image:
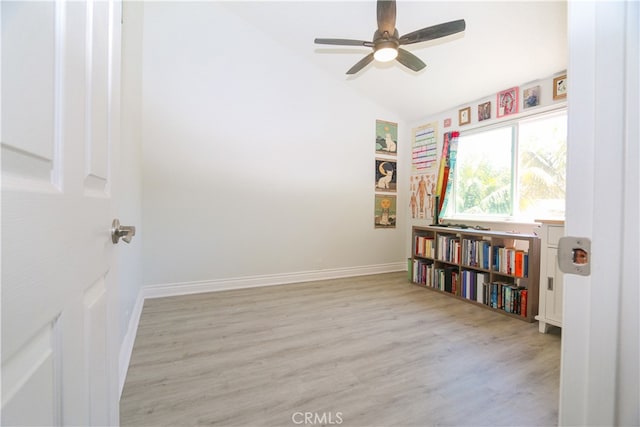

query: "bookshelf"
xmin=411 ymin=225 xmax=541 ymax=322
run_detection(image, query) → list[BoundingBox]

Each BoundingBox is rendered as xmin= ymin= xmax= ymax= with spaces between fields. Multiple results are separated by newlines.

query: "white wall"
xmin=140 ymin=2 xmax=406 ymax=287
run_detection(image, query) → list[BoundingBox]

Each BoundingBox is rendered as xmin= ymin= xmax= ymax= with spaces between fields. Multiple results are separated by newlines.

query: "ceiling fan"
xmin=314 ymin=0 xmax=466 ymax=75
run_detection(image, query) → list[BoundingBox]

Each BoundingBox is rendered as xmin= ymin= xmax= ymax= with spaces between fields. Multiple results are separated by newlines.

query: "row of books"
xmin=460 ymin=272 xmax=529 ymax=316
xmin=411 ymin=260 xmax=528 ymax=316
xmin=413 ymin=235 xmax=529 ymax=278
xmin=460 ymin=270 xmax=489 ymax=301
xmin=412 ymin=259 xmax=438 ymax=288
xmin=412 ymin=262 xmax=463 ymax=295
xmin=461 ymin=238 xmax=491 ymax=270
xmin=493 ymin=246 xmax=529 ymax=278
xmin=436 ymin=235 xmax=461 ymax=264
xmin=485 ymin=281 xmax=528 ymax=316
xmin=414 ymin=235 xmax=435 ymax=258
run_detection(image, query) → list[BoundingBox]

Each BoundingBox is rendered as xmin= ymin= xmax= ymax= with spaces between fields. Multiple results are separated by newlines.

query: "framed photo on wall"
xmin=497 ymin=87 xmax=519 ymax=118
xmin=523 ymin=85 xmax=540 ymax=109
xmin=553 ymin=75 xmax=567 ymax=100
xmin=458 ymin=107 xmax=471 ymax=126
xmin=478 ymin=102 xmax=491 ymax=121
xmin=375 ymin=120 xmax=398 ymax=155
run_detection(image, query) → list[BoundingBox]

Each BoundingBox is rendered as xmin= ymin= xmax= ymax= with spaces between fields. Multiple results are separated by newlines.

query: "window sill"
xmin=439 ymin=216 xmax=565 ymax=234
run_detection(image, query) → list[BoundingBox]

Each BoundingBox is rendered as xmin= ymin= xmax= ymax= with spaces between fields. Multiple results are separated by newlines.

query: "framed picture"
xmin=523 ymin=85 xmax=540 ymax=109
xmin=375 ymin=120 xmax=397 ymax=155
xmin=553 ymin=74 xmax=567 ymax=100
xmin=497 ymin=87 xmax=519 ymax=118
xmin=458 ymin=107 xmax=471 ymax=126
xmin=443 ymin=118 xmax=452 ymax=128
xmin=375 ymin=158 xmax=397 ymax=192
xmin=478 ymin=102 xmax=491 ymax=121
xmin=374 ymin=194 xmax=396 ymax=228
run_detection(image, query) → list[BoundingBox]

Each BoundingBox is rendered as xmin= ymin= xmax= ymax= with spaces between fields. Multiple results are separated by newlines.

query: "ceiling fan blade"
xmin=396 ymin=48 xmax=426 ymax=72
xmin=399 ymin=19 xmax=466 ymax=45
xmin=346 ymin=52 xmax=375 ymax=75
xmin=314 ymin=38 xmax=375 ymax=47
xmin=376 ymin=0 xmax=396 ymax=34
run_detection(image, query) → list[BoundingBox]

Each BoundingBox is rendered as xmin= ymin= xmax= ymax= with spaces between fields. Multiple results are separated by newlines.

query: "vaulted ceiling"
xmin=224 ymin=1 xmax=568 ymax=122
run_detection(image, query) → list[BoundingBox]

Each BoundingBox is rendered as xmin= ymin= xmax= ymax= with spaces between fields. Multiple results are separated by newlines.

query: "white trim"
xmin=118 ymin=290 xmax=144 ymax=398
xmin=117 ymin=262 xmax=407 ymax=397
xmin=143 ymin=262 xmax=407 ymax=299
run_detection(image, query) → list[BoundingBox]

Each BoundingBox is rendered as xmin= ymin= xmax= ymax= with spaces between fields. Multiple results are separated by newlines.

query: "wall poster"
xmin=374 ymin=194 xmax=397 ymax=228
xmin=412 ymin=122 xmax=438 ymax=173
xmin=375 ymin=158 xmax=397 ymax=192
xmin=409 ymin=172 xmax=437 ymax=222
xmin=375 ymin=120 xmax=398 ymax=155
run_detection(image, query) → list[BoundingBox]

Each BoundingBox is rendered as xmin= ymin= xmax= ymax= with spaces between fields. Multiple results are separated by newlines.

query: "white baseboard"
xmin=118 ymin=290 xmax=145 ymax=398
xmin=143 ymin=262 xmax=407 ymax=299
xmin=118 ymin=262 xmax=406 ymax=397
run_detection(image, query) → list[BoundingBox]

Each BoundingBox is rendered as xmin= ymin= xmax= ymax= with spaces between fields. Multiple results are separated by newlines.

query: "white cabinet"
xmin=535 ymin=221 xmax=565 ymax=333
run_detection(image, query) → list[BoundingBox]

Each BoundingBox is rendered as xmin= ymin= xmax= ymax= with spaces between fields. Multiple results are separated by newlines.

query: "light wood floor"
xmin=120 ymin=272 xmax=561 ymax=427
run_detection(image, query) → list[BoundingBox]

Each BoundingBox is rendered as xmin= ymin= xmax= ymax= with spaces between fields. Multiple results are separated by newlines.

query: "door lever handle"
xmin=111 ymin=219 xmax=136 ymax=244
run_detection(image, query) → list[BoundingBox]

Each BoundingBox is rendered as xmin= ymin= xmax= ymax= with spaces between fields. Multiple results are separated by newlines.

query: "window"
xmin=445 ymin=110 xmax=567 ymax=220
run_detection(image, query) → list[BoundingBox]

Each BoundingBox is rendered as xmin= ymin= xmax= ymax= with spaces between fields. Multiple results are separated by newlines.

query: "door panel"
xmin=84 ymin=277 xmax=109 ymax=426
xmin=1 ymin=323 xmax=60 ymax=426
xmin=1 ymin=1 xmax=58 ymax=187
xmin=86 ymin=0 xmax=110 ymax=193
xmin=1 ymin=0 xmax=121 ymax=425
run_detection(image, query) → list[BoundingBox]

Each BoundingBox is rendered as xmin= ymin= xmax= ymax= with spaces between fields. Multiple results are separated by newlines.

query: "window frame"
xmin=443 ymin=107 xmax=567 ymax=223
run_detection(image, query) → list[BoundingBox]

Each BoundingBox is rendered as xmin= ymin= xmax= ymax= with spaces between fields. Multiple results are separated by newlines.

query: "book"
xmin=482 ymin=242 xmax=490 ymax=269
xmin=520 ymin=289 xmax=528 ymax=317
xmin=504 ymin=285 xmax=512 ymax=313
xmin=515 ymin=250 xmax=524 ymax=277
xmin=462 ymin=270 xmax=477 ymax=300
xmin=476 ymin=272 xmax=488 ymax=304
xmin=490 ymin=283 xmax=498 ymax=308
xmin=485 ymin=282 xmax=491 ymax=306
xmin=451 ymin=270 xmax=458 ymax=295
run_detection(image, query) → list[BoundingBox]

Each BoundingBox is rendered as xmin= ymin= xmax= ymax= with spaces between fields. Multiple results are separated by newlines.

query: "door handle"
xmin=558 ymin=236 xmax=590 ymax=276
xmin=111 ymin=219 xmax=136 ymax=244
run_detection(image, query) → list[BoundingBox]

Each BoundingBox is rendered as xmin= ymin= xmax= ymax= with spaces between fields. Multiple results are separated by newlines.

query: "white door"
xmin=560 ymin=1 xmax=639 ymax=425
xmin=1 ymin=0 xmax=122 ymax=425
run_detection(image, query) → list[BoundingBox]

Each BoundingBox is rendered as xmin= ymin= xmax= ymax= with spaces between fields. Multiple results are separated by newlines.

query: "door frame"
xmin=560 ymin=1 xmax=639 ymax=425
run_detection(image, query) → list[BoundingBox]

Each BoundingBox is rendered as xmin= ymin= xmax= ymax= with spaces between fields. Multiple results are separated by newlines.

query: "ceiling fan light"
xmin=374 ymin=46 xmax=398 ymax=62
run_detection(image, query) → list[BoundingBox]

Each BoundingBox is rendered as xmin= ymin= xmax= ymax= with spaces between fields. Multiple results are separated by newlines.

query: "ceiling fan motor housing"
xmin=373 ymin=29 xmax=400 ymax=50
